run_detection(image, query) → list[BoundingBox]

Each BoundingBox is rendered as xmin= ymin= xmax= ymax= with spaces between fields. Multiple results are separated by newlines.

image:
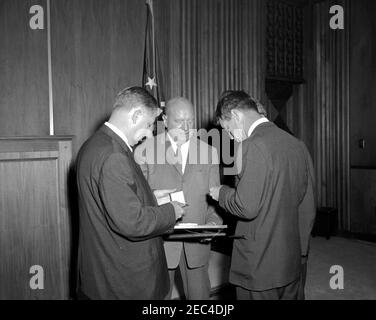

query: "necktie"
xmin=176 ymin=145 xmax=183 ymax=174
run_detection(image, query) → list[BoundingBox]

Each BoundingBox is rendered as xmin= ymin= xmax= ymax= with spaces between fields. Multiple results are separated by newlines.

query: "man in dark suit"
xmin=75 ymin=87 xmax=185 ymax=300
xmin=209 ymin=90 xmax=316 ymax=300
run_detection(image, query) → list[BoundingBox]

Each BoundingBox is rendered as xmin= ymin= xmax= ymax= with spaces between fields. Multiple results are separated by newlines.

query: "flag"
xmin=142 ymin=0 xmax=164 ymax=107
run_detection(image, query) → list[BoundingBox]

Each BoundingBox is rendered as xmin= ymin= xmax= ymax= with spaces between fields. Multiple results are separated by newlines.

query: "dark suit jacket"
xmin=135 ymin=133 xmax=222 ymax=268
xmin=219 ymin=122 xmax=316 ymax=291
xmin=76 ymin=125 xmax=176 ymax=299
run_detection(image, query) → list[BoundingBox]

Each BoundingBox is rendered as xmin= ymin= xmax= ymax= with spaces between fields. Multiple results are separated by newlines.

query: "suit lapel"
xmin=164 ymin=135 xmax=183 ymax=176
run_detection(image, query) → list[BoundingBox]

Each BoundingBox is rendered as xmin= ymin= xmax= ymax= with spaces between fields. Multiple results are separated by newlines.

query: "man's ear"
xmin=162 ymin=114 xmax=168 ymax=128
xmin=131 ymin=108 xmax=143 ymax=124
xmin=156 ymin=108 xmax=163 ymax=117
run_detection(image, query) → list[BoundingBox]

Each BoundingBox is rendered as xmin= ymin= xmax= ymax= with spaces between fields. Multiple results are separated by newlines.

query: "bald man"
xmin=135 ymin=97 xmax=222 ymax=299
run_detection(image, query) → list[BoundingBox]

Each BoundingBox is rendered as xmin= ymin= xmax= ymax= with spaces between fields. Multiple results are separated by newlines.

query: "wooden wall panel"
xmin=349 ymin=0 xmax=376 ymax=167
xmin=51 ymin=0 xmax=146 ymax=153
xmin=313 ymin=0 xmax=350 ymax=230
xmin=0 ymin=0 xmax=49 ymax=136
xmin=156 ymin=0 xmax=266 ymax=129
xmin=0 ymin=158 xmax=61 ymax=299
xmin=0 ymin=0 xmax=265 ymax=148
xmin=350 ymin=169 xmax=376 ymax=235
xmin=0 ymin=137 xmax=72 ymax=299
xmin=349 ymin=0 xmax=376 ymax=236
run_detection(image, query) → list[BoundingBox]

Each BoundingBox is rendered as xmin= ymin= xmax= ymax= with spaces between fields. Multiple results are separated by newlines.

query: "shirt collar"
xmin=247 ymin=117 xmax=269 ymax=137
xmin=104 ymin=122 xmax=133 ymax=152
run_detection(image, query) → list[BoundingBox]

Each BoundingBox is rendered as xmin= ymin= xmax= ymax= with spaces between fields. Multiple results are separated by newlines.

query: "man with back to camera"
xmin=209 ymin=90 xmax=316 ymax=300
xmin=135 ymin=97 xmax=222 ymax=299
xmin=75 ymin=86 xmax=185 ymax=300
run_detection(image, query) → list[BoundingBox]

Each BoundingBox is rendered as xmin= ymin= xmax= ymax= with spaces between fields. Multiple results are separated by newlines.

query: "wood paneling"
xmin=156 ymin=0 xmax=266 ymax=129
xmin=349 ymin=0 xmax=376 ymax=236
xmin=51 ymin=0 xmax=146 ymax=154
xmin=349 ymin=0 xmax=376 ymax=167
xmin=1 ymin=0 xmax=266 ymax=149
xmin=0 ymin=0 xmax=49 ymax=136
xmin=350 ymin=169 xmax=376 ymax=235
xmin=0 ymin=137 xmax=72 ymax=299
xmin=313 ymin=0 xmax=350 ymax=230
xmin=0 ymin=0 xmax=146 ymax=153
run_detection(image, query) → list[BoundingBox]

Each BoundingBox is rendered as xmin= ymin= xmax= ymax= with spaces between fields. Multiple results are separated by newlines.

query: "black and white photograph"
xmin=0 ymin=0 xmax=375 ymax=304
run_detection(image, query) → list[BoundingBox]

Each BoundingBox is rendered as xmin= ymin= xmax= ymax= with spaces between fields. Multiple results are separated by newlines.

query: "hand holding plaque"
xmin=153 ymin=188 xmax=176 ymax=205
xmin=154 ymin=189 xmax=187 ymax=207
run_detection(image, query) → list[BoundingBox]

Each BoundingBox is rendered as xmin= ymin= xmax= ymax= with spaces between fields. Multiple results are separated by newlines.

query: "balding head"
xmin=165 ymin=97 xmax=194 ymax=117
xmin=108 ymin=86 xmax=161 ymax=146
xmin=112 ymin=86 xmax=159 ymax=114
xmin=163 ymin=97 xmax=195 ymax=144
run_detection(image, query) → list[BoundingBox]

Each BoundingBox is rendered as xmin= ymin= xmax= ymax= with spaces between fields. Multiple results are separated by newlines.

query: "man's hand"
xmin=170 ymin=201 xmax=186 ymax=221
xmin=153 ymin=188 xmax=176 ymax=199
xmin=209 ymin=186 xmax=222 ymax=201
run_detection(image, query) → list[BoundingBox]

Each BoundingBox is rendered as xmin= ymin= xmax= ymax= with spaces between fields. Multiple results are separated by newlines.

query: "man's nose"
xmin=182 ymin=121 xmax=189 ymax=131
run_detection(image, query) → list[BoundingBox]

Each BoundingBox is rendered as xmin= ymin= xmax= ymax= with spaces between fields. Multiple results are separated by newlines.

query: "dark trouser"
xmin=236 ymin=259 xmax=308 ymax=300
xmin=298 ymin=261 xmax=308 ymax=300
xmin=167 ymin=249 xmax=211 ymax=300
xmin=236 ymin=277 xmax=301 ymax=300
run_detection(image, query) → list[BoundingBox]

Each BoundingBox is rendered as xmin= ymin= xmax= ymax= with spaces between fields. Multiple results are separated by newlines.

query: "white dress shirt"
xmin=247 ymin=117 xmax=269 ymax=137
xmin=167 ymin=133 xmax=190 ymax=174
xmin=104 ymin=122 xmax=133 ymax=152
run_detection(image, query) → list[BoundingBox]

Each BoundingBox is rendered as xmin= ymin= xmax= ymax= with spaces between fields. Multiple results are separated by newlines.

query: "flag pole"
xmin=47 ymin=0 xmax=54 ymax=135
xmin=147 ymin=0 xmax=157 ymax=82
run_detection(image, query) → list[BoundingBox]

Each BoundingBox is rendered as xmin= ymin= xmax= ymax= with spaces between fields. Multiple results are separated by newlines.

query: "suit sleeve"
xmin=98 ymin=153 xmax=176 ymax=241
xmin=139 ymin=162 xmax=149 ymax=181
xmin=298 ymin=143 xmax=317 ymax=257
xmin=219 ymin=143 xmax=268 ymax=220
xmin=133 ymin=142 xmax=149 ymax=180
xmin=206 ymin=148 xmax=223 ymax=225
